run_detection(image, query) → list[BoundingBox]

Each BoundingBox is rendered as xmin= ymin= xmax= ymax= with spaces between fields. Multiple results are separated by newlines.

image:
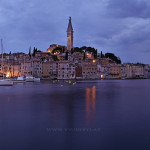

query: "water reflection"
xmin=86 ymin=86 xmax=96 ymax=123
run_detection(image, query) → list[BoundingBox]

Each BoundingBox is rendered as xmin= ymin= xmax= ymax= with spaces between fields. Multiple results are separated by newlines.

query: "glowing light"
xmin=101 ymin=74 xmax=103 ymax=79
xmin=6 ymin=72 xmax=10 ymax=78
xmin=93 ymin=60 xmax=96 ymax=63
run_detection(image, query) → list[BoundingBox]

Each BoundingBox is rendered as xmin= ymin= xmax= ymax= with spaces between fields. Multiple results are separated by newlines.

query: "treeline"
xmin=7 ymin=46 xmax=121 ymax=64
xmin=100 ymin=51 xmax=121 ymax=64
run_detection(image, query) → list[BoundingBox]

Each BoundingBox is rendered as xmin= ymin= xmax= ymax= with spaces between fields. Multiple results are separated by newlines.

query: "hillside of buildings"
xmin=0 ymin=46 xmax=149 ymax=80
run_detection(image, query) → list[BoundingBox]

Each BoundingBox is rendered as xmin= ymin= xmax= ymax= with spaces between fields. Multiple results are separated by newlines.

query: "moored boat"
xmin=13 ymin=77 xmax=26 ymax=83
xmin=0 ymin=79 xmax=13 ymax=86
xmin=26 ymin=76 xmax=40 ymax=82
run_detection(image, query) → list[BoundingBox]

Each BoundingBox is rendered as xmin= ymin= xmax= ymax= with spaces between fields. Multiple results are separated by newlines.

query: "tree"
xmin=52 ymin=55 xmax=58 ymax=61
xmin=80 ymin=46 xmax=87 ymax=51
xmin=94 ymin=49 xmax=97 ymax=59
xmin=65 ymin=52 xmax=68 ymax=60
xmin=100 ymin=51 xmax=104 ymax=58
xmin=28 ymin=46 xmax=31 ymax=58
xmin=105 ymin=53 xmax=121 ymax=64
xmin=32 ymin=47 xmax=38 ymax=56
xmin=73 ymin=47 xmax=82 ymax=53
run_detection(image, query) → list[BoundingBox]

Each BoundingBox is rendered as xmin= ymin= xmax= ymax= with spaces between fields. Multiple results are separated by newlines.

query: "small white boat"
xmin=26 ymin=76 xmax=34 ymax=82
xmin=26 ymin=76 xmax=40 ymax=82
xmin=13 ymin=77 xmax=26 ymax=83
xmin=0 ymin=80 xmax=13 ymax=86
xmin=34 ymin=78 xmax=40 ymax=82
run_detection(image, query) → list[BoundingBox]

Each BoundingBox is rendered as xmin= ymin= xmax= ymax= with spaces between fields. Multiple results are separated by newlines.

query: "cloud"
xmin=0 ymin=0 xmax=150 ymax=63
xmin=107 ymin=0 xmax=150 ymax=18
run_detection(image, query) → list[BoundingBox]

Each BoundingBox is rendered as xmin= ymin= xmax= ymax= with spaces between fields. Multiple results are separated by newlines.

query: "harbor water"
xmin=0 ymin=80 xmax=150 ymax=150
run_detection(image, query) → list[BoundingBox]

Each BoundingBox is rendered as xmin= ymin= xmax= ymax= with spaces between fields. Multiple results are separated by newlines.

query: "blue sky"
xmin=0 ymin=0 xmax=150 ymax=64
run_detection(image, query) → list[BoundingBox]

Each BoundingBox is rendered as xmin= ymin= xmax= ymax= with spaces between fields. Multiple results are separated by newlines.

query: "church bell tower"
xmin=67 ymin=17 xmax=73 ymax=51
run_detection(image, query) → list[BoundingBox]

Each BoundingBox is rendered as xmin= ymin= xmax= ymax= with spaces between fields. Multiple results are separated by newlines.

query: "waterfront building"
xmin=21 ymin=61 xmax=32 ymax=77
xmin=108 ymin=63 xmax=121 ymax=79
xmin=124 ymin=63 xmax=133 ymax=78
xmin=42 ymin=62 xmax=51 ymax=78
xmin=121 ymin=64 xmax=126 ymax=79
xmin=82 ymin=60 xmax=99 ymax=79
xmin=132 ymin=63 xmax=144 ymax=78
xmin=57 ymin=61 xmax=75 ymax=79
xmin=11 ymin=63 xmax=21 ymax=77
xmin=32 ymin=58 xmax=42 ymax=78
xmin=50 ymin=62 xmax=58 ymax=79
xmin=75 ymin=64 xmax=82 ymax=79
xmin=144 ymin=64 xmax=150 ymax=78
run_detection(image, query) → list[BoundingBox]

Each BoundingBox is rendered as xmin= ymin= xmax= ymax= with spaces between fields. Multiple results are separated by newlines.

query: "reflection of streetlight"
xmin=85 ymin=86 xmax=96 ymax=121
xmin=92 ymin=86 xmax=96 ymax=110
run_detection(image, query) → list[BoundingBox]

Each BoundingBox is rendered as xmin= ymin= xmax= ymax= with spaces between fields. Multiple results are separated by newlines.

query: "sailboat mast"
xmin=1 ymin=39 xmax=4 ymax=79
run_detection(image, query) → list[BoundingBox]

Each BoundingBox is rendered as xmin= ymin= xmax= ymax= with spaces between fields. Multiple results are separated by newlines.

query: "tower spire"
xmin=67 ymin=17 xmax=73 ymax=32
xmin=67 ymin=17 xmax=73 ymax=51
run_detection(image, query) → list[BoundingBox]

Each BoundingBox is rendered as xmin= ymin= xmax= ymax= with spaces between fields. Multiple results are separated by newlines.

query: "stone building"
xmin=32 ymin=58 xmax=42 ymax=78
xmin=42 ymin=62 xmax=50 ymax=78
xmin=108 ymin=64 xmax=121 ymax=79
xmin=82 ymin=60 xmax=99 ymax=79
xmin=21 ymin=61 xmax=32 ymax=77
xmin=57 ymin=61 xmax=75 ymax=79
xmin=67 ymin=17 xmax=73 ymax=51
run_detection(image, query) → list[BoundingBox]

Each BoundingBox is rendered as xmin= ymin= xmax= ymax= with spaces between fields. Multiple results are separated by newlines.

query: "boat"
xmin=13 ymin=77 xmax=26 ymax=83
xmin=26 ymin=76 xmax=40 ymax=82
xmin=26 ymin=76 xmax=34 ymax=82
xmin=0 ymin=79 xmax=13 ymax=86
xmin=34 ymin=78 xmax=40 ymax=82
xmin=0 ymin=39 xmax=13 ymax=86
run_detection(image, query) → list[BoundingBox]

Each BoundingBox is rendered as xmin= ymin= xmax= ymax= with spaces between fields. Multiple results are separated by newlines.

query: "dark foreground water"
xmin=0 ymin=80 xmax=150 ymax=150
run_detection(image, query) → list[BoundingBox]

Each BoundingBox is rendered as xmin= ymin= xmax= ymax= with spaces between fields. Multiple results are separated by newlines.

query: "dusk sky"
xmin=0 ymin=0 xmax=150 ymax=63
